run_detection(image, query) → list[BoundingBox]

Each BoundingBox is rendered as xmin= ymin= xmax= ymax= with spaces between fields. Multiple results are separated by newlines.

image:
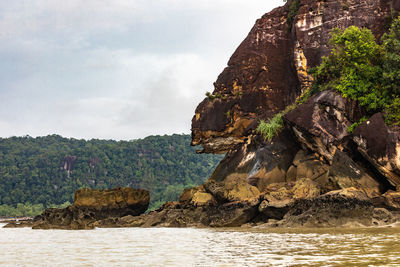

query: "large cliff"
xmin=192 ymin=0 xmax=397 ymax=154
xmin=176 ymin=0 xmax=400 ymax=227
xmin=97 ymin=0 xmax=400 ymax=228
xmin=89 ymin=0 xmax=400 ymax=228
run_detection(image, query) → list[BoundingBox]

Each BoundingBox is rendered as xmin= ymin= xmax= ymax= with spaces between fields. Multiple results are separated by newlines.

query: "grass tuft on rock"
xmin=257 ymin=113 xmax=284 ymax=142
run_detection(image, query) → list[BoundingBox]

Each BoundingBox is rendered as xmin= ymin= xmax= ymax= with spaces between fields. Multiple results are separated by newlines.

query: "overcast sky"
xmin=0 ymin=0 xmax=282 ymax=140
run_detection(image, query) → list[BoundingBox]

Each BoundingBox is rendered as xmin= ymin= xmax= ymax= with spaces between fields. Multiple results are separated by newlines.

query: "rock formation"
xmin=124 ymin=0 xmax=400 ymax=228
xmin=5 ymin=188 xmax=150 ymax=229
xmin=191 ymin=0 xmax=397 ymax=154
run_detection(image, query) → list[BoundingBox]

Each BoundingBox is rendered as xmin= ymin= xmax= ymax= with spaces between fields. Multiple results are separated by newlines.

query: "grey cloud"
xmin=0 ymin=0 xmax=283 ymax=139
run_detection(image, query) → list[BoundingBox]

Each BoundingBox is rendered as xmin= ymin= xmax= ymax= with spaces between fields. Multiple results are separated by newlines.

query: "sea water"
xmin=1 ymin=224 xmax=400 ymax=266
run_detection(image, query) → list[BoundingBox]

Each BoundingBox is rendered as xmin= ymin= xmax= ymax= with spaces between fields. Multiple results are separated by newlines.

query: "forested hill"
xmin=0 ymin=134 xmax=223 ymax=214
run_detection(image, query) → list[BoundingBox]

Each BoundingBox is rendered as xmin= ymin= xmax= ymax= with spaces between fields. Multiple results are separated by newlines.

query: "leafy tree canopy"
xmin=310 ymin=17 xmax=400 ymax=125
xmin=0 ymin=134 xmax=223 ymax=216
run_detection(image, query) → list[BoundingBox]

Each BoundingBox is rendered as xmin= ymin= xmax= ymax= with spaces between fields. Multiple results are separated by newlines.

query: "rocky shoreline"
xmin=90 ymin=186 xmax=400 ymax=229
xmin=0 ymin=217 xmax=32 ymax=224
xmin=5 ymin=183 xmax=400 ymax=229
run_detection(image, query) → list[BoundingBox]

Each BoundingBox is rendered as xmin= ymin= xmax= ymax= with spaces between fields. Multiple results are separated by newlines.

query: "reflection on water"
xmin=1 ymin=223 xmax=400 ymax=266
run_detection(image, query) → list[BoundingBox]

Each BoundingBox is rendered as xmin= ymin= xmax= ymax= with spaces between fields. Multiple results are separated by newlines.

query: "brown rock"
xmin=284 ymin=90 xmax=362 ymax=163
xmin=285 ymin=165 xmax=297 ymax=182
xmin=204 ymin=179 xmax=260 ymax=203
xmin=178 ymin=186 xmax=199 ymax=203
xmin=383 ymin=190 xmax=400 ymax=209
xmin=291 ymin=178 xmax=320 ymax=199
xmin=295 ymin=154 xmax=328 ymax=181
xmin=31 ymin=187 xmax=150 ymax=230
xmin=250 ymin=166 xmax=287 ymax=192
xmin=74 ymin=187 xmax=150 ymax=215
xmin=191 ymin=192 xmax=216 ymax=207
xmin=353 ymin=113 xmax=400 ymax=187
xmin=192 ymin=0 xmax=394 ymax=154
xmin=258 ymin=178 xmax=320 ymax=220
xmin=278 ymin=188 xmax=377 ymax=227
xmin=179 ymin=185 xmax=217 ymax=207
xmin=329 ymin=150 xmax=381 ymax=196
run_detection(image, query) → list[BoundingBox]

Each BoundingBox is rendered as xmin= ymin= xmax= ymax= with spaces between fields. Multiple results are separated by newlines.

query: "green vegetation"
xmin=257 ymin=113 xmax=284 ymax=142
xmin=256 ymin=104 xmax=296 ymax=142
xmin=256 ymin=17 xmax=400 ymax=141
xmin=0 ymin=134 xmax=223 ymax=215
xmin=311 ymin=17 xmax=400 ymax=125
xmin=226 ymin=111 xmax=231 ymax=120
xmin=382 ymin=14 xmax=400 ymax=92
xmin=286 ymin=0 xmax=301 ymax=29
xmin=312 ymin=26 xmax=385 ymax=110
xmin=382 ymin=17 xmax=400 ymax=124
xmin=205 ymin=91 xmax=215 ymax=100
xmin=0 ymin=202 xmax=71 ymax=217
xmin=347 ymin=117 xmax=368 ymax=134
xmin=205 ymin=91 xmax=225 ymax=100
xmin=385 ymin=98 xmax=400 ymax=125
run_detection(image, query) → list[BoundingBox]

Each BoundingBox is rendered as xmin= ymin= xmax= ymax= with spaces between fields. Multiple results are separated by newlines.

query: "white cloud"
xmin=0 ymin=0 xmax=283 ymax=139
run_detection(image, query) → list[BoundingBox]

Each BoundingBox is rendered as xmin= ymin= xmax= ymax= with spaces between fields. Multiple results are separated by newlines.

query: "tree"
xmin=0 ymin=134 xmax=223 ymax=214
xmin=382 ymin=16 xmax=400 ymax=124
xmin=382 ymin=16 xmax=400 ymax=95
xmin=312 ymin=26 xmax=386 ymax=111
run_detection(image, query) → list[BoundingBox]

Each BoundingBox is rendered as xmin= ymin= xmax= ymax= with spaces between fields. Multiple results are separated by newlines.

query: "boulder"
xmin=278 ymin=188 xmax=378 ymax=227
xmin=179 ymin=185 xmax=216 ymax=207
xmin=74 ymin=187 xmax=149 ymax=216
xmin=204 ymin=180 xmax=260 ymax=203
xmin=258 ymin=178 xmax=320 ymax=220
xmin=283 ymin=92 xmax=384 ymax=194
xmin=31 ymin=188 xmax=150 ymax=230
xmin=291 ymin=150 xmax=329 ymax=182
xmin=209 ymin=129 xmax=299 ymax=190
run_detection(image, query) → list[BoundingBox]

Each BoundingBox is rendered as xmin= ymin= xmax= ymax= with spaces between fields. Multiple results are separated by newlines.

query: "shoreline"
xmin=0 ymin=217 xmax=33 ymax=223
xmin=3 ymin=221 xmax=400 ymax=231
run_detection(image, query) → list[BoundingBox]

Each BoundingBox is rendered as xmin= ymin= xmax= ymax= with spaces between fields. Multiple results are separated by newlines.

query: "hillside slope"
xmin=0 ymin=134 xmax=223 ymax=212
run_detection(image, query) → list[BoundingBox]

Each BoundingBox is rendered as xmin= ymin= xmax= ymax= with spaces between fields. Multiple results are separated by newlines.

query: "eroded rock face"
xmin=276 ymin=188 xmax=394 ymax=228
xmin=191 ymin=4 xmax=297 ymax=153
xmin=283 ymin=91 xmax=393 ymax=193
xmin=284 ymin=90 xmax=363 ymax=163
xmin=192 ymin=0 xmax=395 ymax=153
xmin=73 ymin=187 xmax=149 ymax=215
xmin=31 ymin=188 xmax=150 ymax=230
xmin=353 ymin=113 xmax=400 ymax=187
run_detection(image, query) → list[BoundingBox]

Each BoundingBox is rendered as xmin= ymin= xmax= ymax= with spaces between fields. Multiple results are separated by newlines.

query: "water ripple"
xmin=1 ymin=224 xmax=400 ymax=266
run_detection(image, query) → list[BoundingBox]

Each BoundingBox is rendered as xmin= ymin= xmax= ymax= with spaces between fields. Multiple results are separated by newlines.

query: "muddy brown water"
xmin=1 ymin=224 xmax=400 ymax=266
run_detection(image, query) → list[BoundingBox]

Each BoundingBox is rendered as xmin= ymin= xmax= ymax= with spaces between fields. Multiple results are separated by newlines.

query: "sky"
xmin=0 ymin=0 xmax=283 ymax=140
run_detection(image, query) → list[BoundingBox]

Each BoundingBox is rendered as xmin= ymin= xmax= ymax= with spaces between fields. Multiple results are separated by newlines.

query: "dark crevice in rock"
xmin=347 ymin=140 xmax=396 ymax=193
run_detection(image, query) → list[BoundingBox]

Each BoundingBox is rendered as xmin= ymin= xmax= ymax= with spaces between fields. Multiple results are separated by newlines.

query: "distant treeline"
xmin=0 ymin=134 xmax=223 ymax=216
